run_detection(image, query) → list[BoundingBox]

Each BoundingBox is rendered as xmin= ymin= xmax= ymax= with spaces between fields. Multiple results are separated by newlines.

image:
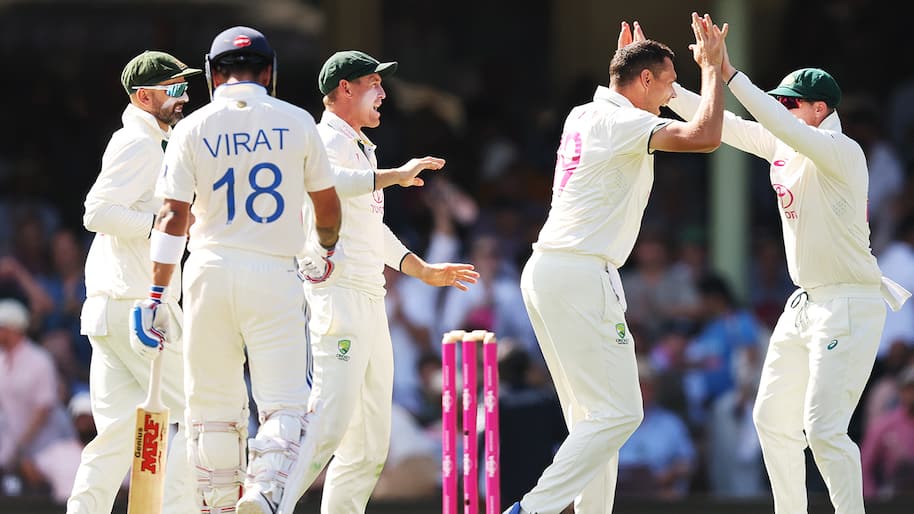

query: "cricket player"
xmin=665 ymin=26 xmax=911 ymax=514
xmin=272 ymin=50 xmax=479 ymax=514
xmin=68 ymin=50 xmax=200 ymax=514
xmin=505 ymin=14 xmax=728 ymax=514
xmin=130 ymin=27 xmax=343 ymax=513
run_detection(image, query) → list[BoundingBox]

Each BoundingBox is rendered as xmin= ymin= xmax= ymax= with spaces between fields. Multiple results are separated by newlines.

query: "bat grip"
xmin=144 ymin=353 xmax=166 ymax=412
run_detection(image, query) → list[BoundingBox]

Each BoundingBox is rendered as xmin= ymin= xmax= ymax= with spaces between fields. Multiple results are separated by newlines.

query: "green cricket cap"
xmin=318 ymin=50 xmax=397 ymax=95
xmin=767 ymin=68 xmax=842 ymax=107
xmin=121 ymin=50 xmax=203 ymax=95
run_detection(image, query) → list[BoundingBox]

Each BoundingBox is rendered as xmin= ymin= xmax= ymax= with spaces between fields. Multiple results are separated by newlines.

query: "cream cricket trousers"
xmin=297 ymin=284 xmax=393 ymax=514
xmin=518 ymin=251 xmax=643 ymax=514
xmin=68 ymin=297 xmax=195 ymax=514
xmin=182 ymin=248 xmax=311 ymax=509
xmin=754 ymin=284 xmax=886 ymax=514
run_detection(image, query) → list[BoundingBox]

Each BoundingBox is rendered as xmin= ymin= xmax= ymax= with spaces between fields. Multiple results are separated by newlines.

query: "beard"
xmin=154 ymin=97 xmax=186 ymax=127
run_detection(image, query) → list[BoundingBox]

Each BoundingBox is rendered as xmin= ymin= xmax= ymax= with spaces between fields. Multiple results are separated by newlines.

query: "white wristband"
xmin=150 ymin=230 xmax=187 ymax=264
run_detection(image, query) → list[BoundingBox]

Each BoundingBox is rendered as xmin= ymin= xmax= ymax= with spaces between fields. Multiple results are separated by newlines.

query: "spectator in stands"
xmin=0 ymin=298 xmax=78 ymax=498
xmin=36 ymin=228 xmax=90 ymax=388
xmin=496 ymin=339 xmax=566 ymax=510
xmin=861 ymin=366 xmax=914 ymax=498
xmin=684 ymin=273 xmax=763 ymax=425
xmin=841 ymin=95 xmax=905 ymax=256
xmin=438 ymin=234 xmax=538 ymax=358
xmin=384 ymin=265 xmax=435 ymax=415
xmin=622 ymin=227 xmax=700 ymax=343
xmin=876 ymin=215 xmax=914 ymax=365
xmin=706 ymin=345 xmax=766 ymax=498
xmin=618 ymin=359 xmax=695 ymax=499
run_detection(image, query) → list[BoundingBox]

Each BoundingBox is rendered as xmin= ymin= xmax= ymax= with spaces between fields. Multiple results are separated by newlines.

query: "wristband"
xmin=150 ymin=230 xmax=187 ymax=264
xmin=726 ymin=70 xmax=740 ymax=86
xmin=148 ymin=285 xmax=166 ymax=304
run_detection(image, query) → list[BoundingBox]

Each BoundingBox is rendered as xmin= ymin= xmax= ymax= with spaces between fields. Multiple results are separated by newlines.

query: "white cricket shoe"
xmin=236 ymin=485 xmax=277 ymax=514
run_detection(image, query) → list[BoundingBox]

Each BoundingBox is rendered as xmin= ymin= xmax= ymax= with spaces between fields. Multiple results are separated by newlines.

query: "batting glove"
xmin=300 ymin=240 xmax=344 ymax=285
xmin=129 ymin=286 xmax=169 ymax=360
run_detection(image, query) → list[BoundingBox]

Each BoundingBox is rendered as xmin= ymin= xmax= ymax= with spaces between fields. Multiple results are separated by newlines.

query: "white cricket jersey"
xmin=84 ymin=104 xmax=181 ymax=301
xmin=311 ymin=110 xmax=410 ymax=298
xmin=156 ymin=82 xmax=334 ymax=258
xmin=533 ymin=86 xmax=671 ymax=267
xmin=669 ymin=78 xmax=881 ymax=288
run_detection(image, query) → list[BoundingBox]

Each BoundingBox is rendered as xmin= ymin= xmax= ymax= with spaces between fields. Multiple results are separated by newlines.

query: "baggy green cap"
xmin=767 ymin=68 xmax=841 ymax=107
xmin=121 ymin=50 xmax=203 ymax=95
xmin=318 ymin=50 xmax=397 ymax=95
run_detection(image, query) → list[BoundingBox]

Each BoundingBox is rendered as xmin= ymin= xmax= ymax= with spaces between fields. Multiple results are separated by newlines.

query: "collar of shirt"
xmin=593 ymin=85 xmax=635 ymax=108
xmin=213 ymin=81 xmax=269 ymax=101
xmin=319 ymin=109 xmax=377 ymax=153
xmin=819 ymin=110 xmax=842 ymax=133
xmin=123 ymin=103 xmax=171 ymax=142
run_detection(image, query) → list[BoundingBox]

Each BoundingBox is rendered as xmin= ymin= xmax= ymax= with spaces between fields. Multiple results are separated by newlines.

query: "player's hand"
xmin=617 ymin=21 xmax=646 ymax=50
xmin=300 ymin=241 xmax=345 ymax=285
xmin=420 ymin=263 xmax=479 ymax=291
xmin=688 ymin=12 xmax=728 ymax=70
xmin=129 ymin=299 xmax=168 ymax=360
xmin=394 ymin=156 xmax=446 ymax=187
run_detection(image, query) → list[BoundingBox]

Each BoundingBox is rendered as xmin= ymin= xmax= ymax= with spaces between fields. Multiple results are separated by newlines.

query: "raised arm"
xmin=650 ymin=13 xmax=727 ymax=153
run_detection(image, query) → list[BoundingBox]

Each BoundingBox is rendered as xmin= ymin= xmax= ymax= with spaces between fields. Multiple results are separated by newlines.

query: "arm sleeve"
xmin=325 ymin=141 xmax=374 ymax=197
xmin=728 ymin=72 xmax=849 ymax=178
xmin=83 ymin=137 xmax=158 ymax=237
xmin=303 ymin=124 xmax=337 ymax=193
xmin=156 ymin=123 xmax=197 ymax=203
xmin=669 ymin=82 xmax=780 ymax=161
xmin=382 ymin=223 xmax=411 ymax=270
xmin=609 ymin=108 xmax=670 ymax=156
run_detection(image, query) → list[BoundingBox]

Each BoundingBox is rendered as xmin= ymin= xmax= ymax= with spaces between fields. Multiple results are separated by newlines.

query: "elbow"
xmin=696 ymin=133 xmax=722 ymax=153
xmin=83 ymin=209 xmax=100 ymax=232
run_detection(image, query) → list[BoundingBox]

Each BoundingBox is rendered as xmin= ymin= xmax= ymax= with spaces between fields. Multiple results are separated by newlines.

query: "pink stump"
xmin=462 ymin=333 xmax=479 ymax=514
xmin=441 ymin=332 xmax=461 ymax=514
xmin=483 ymin=332 xmax=500 ymax=513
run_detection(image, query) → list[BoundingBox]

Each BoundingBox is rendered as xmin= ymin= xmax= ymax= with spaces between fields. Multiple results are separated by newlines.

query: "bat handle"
xmin=145 ymin=353 xmax=166 ymax=413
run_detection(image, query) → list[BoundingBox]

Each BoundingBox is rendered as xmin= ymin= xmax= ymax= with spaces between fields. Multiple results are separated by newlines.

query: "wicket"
xmin=442 ymin=330 xmax=501 ymax=514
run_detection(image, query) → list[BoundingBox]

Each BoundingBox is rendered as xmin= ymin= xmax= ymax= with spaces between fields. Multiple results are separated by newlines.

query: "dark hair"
xmin=697 ymin=272 xmax=736 ymax=307
xmin=609 ymin=40 xmax=675 ymax=87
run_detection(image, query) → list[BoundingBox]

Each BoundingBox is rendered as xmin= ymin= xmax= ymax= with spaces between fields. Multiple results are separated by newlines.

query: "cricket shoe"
xmin=503 ymin=502 xmax=525 ymax=514
xmin=236 ymin=485 xmax=277 ymax=514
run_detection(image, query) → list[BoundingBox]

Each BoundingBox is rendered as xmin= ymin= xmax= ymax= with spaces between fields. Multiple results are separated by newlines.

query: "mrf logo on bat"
xmin=134 ymin=413 xmax=163 ymax=472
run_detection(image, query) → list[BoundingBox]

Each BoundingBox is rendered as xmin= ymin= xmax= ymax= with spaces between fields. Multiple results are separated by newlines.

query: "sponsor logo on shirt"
xmin=827 ymin=339 xmax=838 ymax=350
xmin=773 ymin=183 xmax=798 ymax=220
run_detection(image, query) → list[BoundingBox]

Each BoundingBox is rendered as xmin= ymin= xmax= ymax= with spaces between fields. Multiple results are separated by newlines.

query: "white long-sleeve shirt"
xmin=668 ymin=76 xmax=881 ymax=289
xmin=83 ymin=104 xmax=181 ymax=302
xmin=311 ymin=110 xmax=411 ymax=298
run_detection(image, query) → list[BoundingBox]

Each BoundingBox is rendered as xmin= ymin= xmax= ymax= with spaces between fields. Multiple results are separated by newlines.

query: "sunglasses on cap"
xmin=131 ymin=82 xmax=189 ymax=97
xmin=775 ymin=95 xmax=802 ymax=110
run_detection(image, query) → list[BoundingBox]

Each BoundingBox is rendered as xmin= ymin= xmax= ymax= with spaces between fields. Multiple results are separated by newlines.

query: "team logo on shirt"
xmin=336 ymin=339 xmax=351 ymax=361
xmin=827 ymin=339 xmax=838 ymax=350
xmin=615 ymin=323 xmax=629 ymax=344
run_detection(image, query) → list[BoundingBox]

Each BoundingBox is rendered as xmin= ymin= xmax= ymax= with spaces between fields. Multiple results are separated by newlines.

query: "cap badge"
xmin=233 ymin=35 xmax=252 ymax=48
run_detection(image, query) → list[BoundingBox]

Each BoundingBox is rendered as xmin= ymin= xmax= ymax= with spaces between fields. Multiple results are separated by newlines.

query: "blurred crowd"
xmin=4 ymin=1 xmax=914 ymax=508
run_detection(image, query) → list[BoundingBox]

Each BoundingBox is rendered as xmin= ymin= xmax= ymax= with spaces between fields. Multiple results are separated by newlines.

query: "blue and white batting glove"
xmin=129 ymin=285 xmax=169 ymax=360
xmin=300 ymin=240 xmax=344 ymax=285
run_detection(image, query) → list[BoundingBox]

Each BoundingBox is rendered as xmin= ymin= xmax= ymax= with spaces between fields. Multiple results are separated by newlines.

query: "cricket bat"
xmin=127 ymin=353 xmax=169 ymax=514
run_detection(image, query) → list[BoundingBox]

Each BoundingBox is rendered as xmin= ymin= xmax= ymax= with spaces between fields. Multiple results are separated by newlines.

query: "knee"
xmin=752 ymin=399 xmax=775 ymax=435
xmin=804 ymin=422 xmax=844 ymax=456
